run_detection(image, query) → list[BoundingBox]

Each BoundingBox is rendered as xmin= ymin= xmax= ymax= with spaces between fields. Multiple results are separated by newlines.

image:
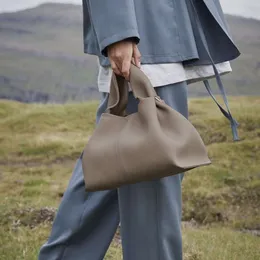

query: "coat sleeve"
xmin=86 ymin=0 xmax=140 ymax=56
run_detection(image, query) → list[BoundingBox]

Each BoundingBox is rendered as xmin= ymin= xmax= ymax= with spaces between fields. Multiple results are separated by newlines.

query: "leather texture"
xmin=82 ymin=65 xmax=211 ymax=191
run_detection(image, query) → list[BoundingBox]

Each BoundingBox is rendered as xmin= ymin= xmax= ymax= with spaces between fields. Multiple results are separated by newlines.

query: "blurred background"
xmin=0 ymin=1 xmax=259 ymax=260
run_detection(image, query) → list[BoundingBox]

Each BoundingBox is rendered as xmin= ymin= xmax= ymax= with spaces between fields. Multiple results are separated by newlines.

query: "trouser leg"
xmin=38 ymin=94 xmax=120 ymax=260
xmin=119 ymin=81 xmax=188 ymax=260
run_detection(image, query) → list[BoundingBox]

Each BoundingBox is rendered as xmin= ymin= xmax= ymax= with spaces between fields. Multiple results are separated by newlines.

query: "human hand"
xmin=107 ymin=40 xmax=141 ymax=80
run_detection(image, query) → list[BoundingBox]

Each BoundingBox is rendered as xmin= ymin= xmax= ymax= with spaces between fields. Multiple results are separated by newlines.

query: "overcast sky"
xmin=0 ymin=0 xmax=259 ymax=20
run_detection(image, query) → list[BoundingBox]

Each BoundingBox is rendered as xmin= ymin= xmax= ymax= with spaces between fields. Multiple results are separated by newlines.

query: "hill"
xmin=0 ymin=3 xmax=259 ymax=103
xmin=0 ymin=97 xmax=259 ymax=259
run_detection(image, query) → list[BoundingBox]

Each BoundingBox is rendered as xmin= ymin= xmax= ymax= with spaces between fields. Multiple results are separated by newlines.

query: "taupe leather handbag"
xmin=82 ymin=65 xmax=211 ymax=191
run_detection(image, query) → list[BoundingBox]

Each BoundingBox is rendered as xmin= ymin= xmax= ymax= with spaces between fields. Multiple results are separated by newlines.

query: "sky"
xmin=0 ymin=0 xmax=259 ymax=20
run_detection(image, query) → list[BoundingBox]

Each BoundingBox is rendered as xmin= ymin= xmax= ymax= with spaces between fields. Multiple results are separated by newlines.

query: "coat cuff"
xmin=100 ymin=30 xmax=140 ymax=57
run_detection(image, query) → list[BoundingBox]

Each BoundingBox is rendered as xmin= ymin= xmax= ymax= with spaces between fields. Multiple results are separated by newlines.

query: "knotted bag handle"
xmin=106 ymin=64 xmax=158 ymax=116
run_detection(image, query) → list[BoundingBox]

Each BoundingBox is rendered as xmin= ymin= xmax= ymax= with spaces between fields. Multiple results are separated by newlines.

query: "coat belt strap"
xmin=190 ymin=0 xmax=239 ymax=141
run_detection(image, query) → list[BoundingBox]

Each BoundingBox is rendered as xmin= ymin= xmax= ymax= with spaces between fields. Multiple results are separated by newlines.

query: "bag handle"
xmin=106 ymin=64 xmax=158 ymax=116
xmin=106 ymin=74 xmax=129 ymax=116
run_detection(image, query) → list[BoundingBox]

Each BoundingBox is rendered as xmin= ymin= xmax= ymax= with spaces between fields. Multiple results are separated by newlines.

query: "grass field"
xmin=0 ymin=97 xmax=259 ymax=259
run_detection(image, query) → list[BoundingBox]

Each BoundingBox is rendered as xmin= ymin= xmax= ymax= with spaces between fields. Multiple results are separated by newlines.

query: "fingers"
xmin=108 ymin=41 xmax=141 ymax=80
xmin=110 ymin=60 xmax=121 ymax=76
xmin=111 ymin=56 xmax=131 ymax=80
xmin=133 ymin=44 xmax=141 ymax=68
xmin=121 ymin=58 xmax=132 ymax=80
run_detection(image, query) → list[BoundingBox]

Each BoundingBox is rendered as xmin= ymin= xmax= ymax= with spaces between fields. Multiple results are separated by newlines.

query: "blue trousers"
xmin=38 ymin=81 xmax=188 ymax=260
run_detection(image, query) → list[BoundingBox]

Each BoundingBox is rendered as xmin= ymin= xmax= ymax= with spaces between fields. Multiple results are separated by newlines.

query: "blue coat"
xmin=82 ymin=0 xmax=240 ymax=66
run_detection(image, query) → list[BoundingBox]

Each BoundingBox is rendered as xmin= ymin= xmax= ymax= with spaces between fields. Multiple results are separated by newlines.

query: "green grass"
xmin=0 ymin=97 xmax=259 ymax=259
xmin=0 ymin=225 xmax=259 ymax=260
xmin=0 ymin=100 xmax=97 ymax=162
xmin=182 ymin=226 xmax=260 ymax=260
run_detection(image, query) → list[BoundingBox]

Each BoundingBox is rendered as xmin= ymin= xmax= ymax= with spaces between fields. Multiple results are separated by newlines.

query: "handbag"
xmin=82 ymin=64 xmax=211 ymax=191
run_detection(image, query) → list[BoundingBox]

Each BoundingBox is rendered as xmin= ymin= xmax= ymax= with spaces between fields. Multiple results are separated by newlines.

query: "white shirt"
xmin=97 ymin=62 xmax=232 ymax=92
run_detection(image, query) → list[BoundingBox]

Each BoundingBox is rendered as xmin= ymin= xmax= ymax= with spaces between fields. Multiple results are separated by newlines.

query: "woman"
xmin=38 ymin=0 xmax=240 ymax=259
